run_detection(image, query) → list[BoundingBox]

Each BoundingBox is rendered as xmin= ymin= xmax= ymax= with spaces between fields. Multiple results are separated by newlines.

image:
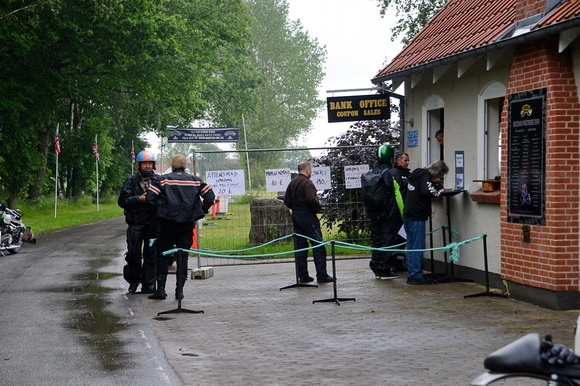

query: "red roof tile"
xmin=373 ymin=0 xmax=580 ymax=82
xmin=537 ymin=0 xmax=580 ymax=27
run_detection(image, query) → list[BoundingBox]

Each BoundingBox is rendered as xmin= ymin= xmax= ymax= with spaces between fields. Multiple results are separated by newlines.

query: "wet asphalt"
xmin=1 ymin=216 xmax=579 ymax=385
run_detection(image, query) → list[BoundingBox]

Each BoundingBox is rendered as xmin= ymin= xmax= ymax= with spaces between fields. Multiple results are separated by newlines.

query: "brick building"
xmin=372 ymin=0 xmax=580 ymax=309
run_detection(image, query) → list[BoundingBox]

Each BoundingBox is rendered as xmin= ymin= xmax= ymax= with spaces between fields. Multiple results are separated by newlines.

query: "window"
xmin=422 ymin=95 xmax=445 ymax=165
xmin=477 ymin=82 xmax=506 ymax=181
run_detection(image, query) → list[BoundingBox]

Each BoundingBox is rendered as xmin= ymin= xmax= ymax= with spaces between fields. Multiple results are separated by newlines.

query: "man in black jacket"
xmin=147 ymin=154 xmax=215 ymax=300
xmin=117 ymin=150 xmax=159 ymax=294
xmin=365 ymin=145 xmax=406 ymax=279
xmin=403 ymin=160 xmax=449 ymax=285
xmin=284 ymin=160 xmax=334 ymax=283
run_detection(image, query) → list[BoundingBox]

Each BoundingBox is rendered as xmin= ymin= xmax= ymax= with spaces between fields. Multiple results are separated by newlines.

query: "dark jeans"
xmin=125 ymin=222 xmax=157 ymax=286
xmin=368 ymin=211 xmax=402 ymax=276
xmin=155 ymin=219 xmax=194 ymax=277
xmin=292 ymin=212 xmax=328 ymax=279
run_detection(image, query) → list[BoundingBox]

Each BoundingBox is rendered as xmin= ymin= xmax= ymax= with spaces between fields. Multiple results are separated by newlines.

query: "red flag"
xmin=131 ymin=147 xmax=135 ymax=163
xmin=55 ymin=130 xmax=61 ymax=155
xmin=93 ymin=135 xmax=100 ymax=161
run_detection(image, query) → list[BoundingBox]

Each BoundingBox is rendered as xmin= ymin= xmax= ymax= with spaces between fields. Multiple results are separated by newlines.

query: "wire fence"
xmin=194 ymin=189 xmax=373 ymax=267
xmin=184 ymin=147 xmax=380 ymax=266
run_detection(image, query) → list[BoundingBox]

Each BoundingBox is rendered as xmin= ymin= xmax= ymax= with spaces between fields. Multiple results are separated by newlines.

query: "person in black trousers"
xmin=284 ymin=160 xmax=334 ymax=283
xmin=146 ymin=154 xmax=215 ymax=300
xmin=118 ymin=150 xmax=160 ymax=294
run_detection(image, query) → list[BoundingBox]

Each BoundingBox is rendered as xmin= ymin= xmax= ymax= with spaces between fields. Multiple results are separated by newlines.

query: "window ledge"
xmin=470 ymin=189 xmax=500 ymax=204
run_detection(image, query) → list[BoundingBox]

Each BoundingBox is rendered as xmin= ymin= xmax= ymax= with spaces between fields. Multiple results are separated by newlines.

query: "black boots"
xmin=148 ymin=275 xmax=167 ymax=299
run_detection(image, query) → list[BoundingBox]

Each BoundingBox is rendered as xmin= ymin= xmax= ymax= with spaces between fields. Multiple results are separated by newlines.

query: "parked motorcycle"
xmin=0 ymin=203 xmax=35 ymax=255
xmin=472 ymin=316 xmax=580 ymax=385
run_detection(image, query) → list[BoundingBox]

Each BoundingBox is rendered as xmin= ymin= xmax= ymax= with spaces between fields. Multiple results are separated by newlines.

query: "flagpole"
xmin=54 ymin=123 xmax=59 ymax=218
xmin=131 ymin=140 xmax=134 ymax=174
xmin=95 ymin=134 xmax=100 ymax=212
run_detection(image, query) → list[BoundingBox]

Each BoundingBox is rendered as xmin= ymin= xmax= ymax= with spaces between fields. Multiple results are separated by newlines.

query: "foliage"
xmin=0 ymin=0 xmax=252 ymax=205
xmin=314 ymin=118 xmax=400 ymax=237
xmin=240 ymin=0 xmax=326 ymax=188
xmin=377 ymin=0 xmax=447 ymax=44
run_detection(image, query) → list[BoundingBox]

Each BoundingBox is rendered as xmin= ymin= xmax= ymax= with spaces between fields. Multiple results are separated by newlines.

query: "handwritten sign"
xmin=312 ymin=167 xmax=332 ymax=190
xmin=265 ymin=168 xmax=292 ymax=192
xmin=344 ymin=164 xmax=369 ymax=189
xmin=205 ymin=169 xmax=246 ymax=196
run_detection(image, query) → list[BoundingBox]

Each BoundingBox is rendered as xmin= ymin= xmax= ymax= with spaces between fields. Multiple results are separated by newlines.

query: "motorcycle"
xmin=472 ymin=316 xmax=580 ymax=385
xmin=0 ymin=203 xmax=35 ymax=255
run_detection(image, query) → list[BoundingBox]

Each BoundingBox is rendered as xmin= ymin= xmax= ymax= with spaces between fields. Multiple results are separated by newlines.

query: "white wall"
xmin=402 ymin=50 xmax=513 ymax=274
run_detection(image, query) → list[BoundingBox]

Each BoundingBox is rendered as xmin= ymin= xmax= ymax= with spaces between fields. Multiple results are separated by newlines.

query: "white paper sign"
xmin=205 ymin=169 xmax=246 ymax=196
xmin=312 ymin=166 xmax=332 ymax=190
xmin=265 ymin=168 xmax=292 ymax=192
xmin=344 ymin=164 xmax=369 ymax=189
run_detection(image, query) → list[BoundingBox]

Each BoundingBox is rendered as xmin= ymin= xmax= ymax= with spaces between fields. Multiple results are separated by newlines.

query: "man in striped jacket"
xmin=147 ymin=154 xmax=215 ymax=300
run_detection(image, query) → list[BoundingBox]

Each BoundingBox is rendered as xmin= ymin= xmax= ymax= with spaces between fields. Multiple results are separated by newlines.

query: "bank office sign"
xmin=326 ymin=94 xmax=390 ymax=123
xmin=167 ymin=127 xmax=239 ymax=143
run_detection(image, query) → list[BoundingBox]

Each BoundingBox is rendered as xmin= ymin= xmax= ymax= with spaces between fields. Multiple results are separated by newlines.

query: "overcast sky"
xmin=146 ymin=1 xmax=402 ymax=153
xmin=287 ymin=0 xmax=402 ymax=150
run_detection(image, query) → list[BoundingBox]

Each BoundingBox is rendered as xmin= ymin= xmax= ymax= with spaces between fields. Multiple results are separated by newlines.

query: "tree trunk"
xmin=29 ymin=126 xmax=51 ymax=199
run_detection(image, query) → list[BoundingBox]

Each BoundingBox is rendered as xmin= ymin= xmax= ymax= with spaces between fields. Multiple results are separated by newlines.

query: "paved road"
xmin=1 ymin=217 xmax=579 ymax=385
xmin=0 ymin=217 xmax=180 ymax=385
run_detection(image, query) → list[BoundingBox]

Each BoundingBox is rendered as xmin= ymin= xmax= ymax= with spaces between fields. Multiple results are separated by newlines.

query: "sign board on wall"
xmin=407 ymin=130 xmax=418 ymax=147
xmin=507 ymin=88 xmax=546 ymax=225
xmin=327 ymin=95 xmax=390 ymax=123
xmin=206 ymin=170 xmax=246 ymax=196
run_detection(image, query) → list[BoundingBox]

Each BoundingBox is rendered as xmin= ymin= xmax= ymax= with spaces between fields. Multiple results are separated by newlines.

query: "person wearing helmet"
xmin=365 ymin=145 xmax=405 ymax=280
xmin=117 ymin=150 xmax=160 ymax=294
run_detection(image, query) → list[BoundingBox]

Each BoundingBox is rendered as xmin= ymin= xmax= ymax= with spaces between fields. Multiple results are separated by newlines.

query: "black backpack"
xmin=361 ymin=168 xmax=390 ymax=209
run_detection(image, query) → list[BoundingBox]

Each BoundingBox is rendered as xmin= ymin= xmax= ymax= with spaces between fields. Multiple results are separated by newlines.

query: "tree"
xmin=377 ymin=0 xmax=447 ymax=44
xmin=239 ymin=0 xmax=326 ymax=188
xmin=0 ymin=0 xmax=252 ymax=203
xmin=314 ymin=118 xmax=400 ymax=238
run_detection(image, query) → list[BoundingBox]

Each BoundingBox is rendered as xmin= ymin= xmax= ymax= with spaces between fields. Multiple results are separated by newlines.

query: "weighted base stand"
xmin=313 ymin=242 xmax=355 ymax=306
xmin=465 ymin=235 xmax=508 ymax=299
xmin=158 ymin=298 xmax=204 ymax=316
xmin=280 ymin=235 xmax=318 ymax=291
xmin=158 ymin=249 xmax=204 ymax=316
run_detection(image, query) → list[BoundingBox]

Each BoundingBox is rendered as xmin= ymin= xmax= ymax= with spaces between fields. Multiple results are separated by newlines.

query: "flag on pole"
xmin=93 ymin=135 xmax=100 ymax=161
xmin=55 ymin=128 xmax=61 ymax=155
xmin=131 ymin=146 xmax=135 ymax=163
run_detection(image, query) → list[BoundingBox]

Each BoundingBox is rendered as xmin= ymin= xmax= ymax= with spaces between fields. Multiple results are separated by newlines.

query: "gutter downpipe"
xmin=371 ymin=18 xmax=580 ymax=85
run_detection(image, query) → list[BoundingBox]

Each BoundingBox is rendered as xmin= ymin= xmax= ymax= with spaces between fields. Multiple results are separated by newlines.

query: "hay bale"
xmin=249 ymin=198 xmax=293 ymax=245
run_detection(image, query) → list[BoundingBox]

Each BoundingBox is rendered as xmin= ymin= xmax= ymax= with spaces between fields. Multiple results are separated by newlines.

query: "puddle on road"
xmin=53 ymin=268 xmax=131 ymax=371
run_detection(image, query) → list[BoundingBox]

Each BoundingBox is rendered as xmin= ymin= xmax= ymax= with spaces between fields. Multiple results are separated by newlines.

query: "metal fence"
xmin=190 ymin=149 xmax=376 ymax=267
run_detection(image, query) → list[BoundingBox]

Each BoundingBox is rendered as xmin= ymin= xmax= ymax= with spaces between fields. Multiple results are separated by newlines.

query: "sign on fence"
xmin=206 ymin=169 xmax=246 ymax=195
xmin=265 ymin=168 xmax=292 ymax=193
xmin=344 ymin=164 xmax=369 ymax=189
xmin=312 ymin=167 xmax=332 ymax=190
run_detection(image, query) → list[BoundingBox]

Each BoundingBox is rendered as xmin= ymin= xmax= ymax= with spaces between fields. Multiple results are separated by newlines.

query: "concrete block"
xmin=191 ymin=267 xmax=214 ymax=280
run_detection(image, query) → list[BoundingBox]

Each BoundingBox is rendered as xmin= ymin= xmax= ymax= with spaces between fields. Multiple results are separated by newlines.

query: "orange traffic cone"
xmin=212 ymin=202 xmax=217 ymax=219
xmin=191 ymin=226 xmax=198 ymax=250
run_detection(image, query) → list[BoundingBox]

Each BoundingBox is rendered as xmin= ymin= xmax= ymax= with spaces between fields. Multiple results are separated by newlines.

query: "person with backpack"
xmin=362 ymin=145 xmax=405 ymax=279
xmin=403 ymin=160 xmax=449 ymax=285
